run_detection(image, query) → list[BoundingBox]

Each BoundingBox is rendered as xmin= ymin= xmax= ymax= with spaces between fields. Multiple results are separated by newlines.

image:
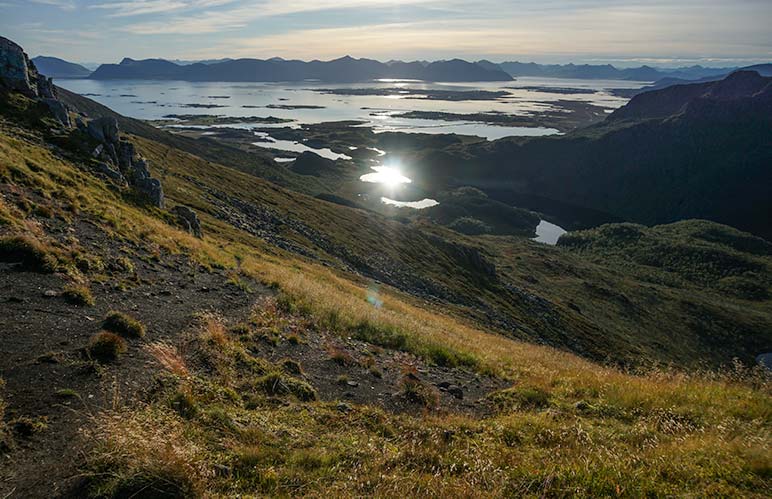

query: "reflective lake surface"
xmin=360 ymin=166 xmax=412 ymax=185
xmin=252 ymin=132 xmax=352 ymax=161
xmin=381 ymin=197 xmax=439 ymax=209
xmin=57 ymin=77 xmax=646 ymax=140
xmin=533 ymin=220 xmax=568 ymax=245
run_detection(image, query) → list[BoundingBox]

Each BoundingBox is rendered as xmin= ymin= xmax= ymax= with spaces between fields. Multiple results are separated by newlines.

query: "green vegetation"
xmin=0 ymin=235 xmax=58 ymax=272
xmin=88 ymin=332 xmax=127 ymax=362
xmin=80 ymin=299 xmax=771 ymax=497
xmin=103 ymin=311 xmax=146 ymax=338
xmin=424 ymin=187 xmax=540 ymax=236
xmin=55 ymin=389 xmax=79 ymax=399
xmin=1 ymin=85 xmax=770 ymax=496
xmin=62 ymin=283 xmax=95 ymax=306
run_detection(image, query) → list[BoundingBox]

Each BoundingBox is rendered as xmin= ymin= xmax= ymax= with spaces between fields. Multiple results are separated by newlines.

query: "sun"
xmin=359 ymin=165 xmax=412 ymax=187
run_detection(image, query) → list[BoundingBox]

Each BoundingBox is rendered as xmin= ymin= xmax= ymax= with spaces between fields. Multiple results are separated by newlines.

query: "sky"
xmin=3 ymin=0 xmax=771 ymax=67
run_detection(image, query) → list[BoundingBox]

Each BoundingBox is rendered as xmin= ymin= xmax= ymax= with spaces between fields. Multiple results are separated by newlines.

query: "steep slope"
xmin=30 ymin=56 xmax=91 ymax=78
xmin=52 ymin=77 xmax=771 ymax=369
xmin=609 ymin=70 xmax=771 ymax=121
xmin=0 ymin=38 xmax=770 ymax=497
xmin=412 ymin=71 xmax=772 ymax=239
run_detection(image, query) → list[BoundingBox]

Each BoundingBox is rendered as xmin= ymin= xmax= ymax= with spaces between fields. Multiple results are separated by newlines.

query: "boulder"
xmin=43 ymin=98 xmax=70 ymax=127
xmin=135 ymin=177 xmax=164 ymax=208
xmin=87 ymin=116 xmax=119 ymax=144
xmin=116 ymin=140 xmax=136 ymax=170
xmin=171 ymin=205 xmax=203 ymax=238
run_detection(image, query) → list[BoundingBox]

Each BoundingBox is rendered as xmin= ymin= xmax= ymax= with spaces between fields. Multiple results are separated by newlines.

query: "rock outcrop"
xmin=1 ymin=36 xmax=70 ymax=127
xmin=0 ymin=36 xmax=56 ymax=99
xmin=43 ymin=98 xmax=71 ymax=127
xmin=86 ymin=116 xmax=165 ymax=208
xmin=171 ymin=205 xmax=203 ymax=238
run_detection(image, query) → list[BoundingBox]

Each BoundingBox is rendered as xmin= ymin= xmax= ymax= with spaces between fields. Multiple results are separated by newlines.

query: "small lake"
xmin=360 ymin=166 xmax=412 ymax=185
xmin=252 ymin=132 xmax=352 ymax=161
xmin=533 ymin=220 xmax=567 ymax=245
xmin=57 ymin=77 xmax=646 ymax=140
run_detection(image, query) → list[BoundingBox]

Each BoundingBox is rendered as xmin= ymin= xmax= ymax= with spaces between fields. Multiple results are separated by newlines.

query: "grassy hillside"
xmin=0 ymin=89 xmax=770 ymax=496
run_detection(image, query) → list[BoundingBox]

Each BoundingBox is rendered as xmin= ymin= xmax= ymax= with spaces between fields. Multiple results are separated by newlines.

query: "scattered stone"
xmin=447 ymin=385 xmax=464 ymax=399
xmin=346 ymin=380 xmax=359 ymax=388
xmin=336 ymin=402 xmax=352 ymax=413
xmin=574 ymin=400 xmax=593 ymax=412
xmin=43 ymin=290 xmax=59 ymax=298
xmin=171 ymin=205 xmax=203 ymax=238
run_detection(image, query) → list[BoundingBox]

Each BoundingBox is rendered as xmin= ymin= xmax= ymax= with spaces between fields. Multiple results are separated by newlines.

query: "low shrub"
xmin=399 ymin=369 xmax=439 ymax=408
xmin=0 ymin=235 xmax=58 ymax=272
xmin=62 ymin=283 xmax=95 ymax=306
xmin=169 ymin=391 xmax=198 ymax=420
xmin=254 ymin=372 xmax=317 ymax=402
xmin=88 ymin=331 xmax=127 ymax=362
xmin=103 ymin=311 xmax=146 ymax=338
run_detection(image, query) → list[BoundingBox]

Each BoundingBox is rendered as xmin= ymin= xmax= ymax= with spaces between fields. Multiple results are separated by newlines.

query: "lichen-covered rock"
xmin=0 ymin=36 xmax=57 ymax=99
xmin=135 ymin=177 xmax=164 ymax=208
xmin=83 ymin=114 xmax=165 ymax=208
xmin=87 ymin=116 xmax=119 ymax=144
xmin=95 ymin=162 xmax=126 ymax=184
xmin=171 ymin=205 xmax=203 ymax=238
xmin=43 ymin=98 xmax=70 ymax=127
xmin=116 ymin=140 xmax=136 ymax=170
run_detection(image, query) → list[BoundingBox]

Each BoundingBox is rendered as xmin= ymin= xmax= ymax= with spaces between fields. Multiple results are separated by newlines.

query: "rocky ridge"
xmin=0 ymin=36 xmax=203 ymax=228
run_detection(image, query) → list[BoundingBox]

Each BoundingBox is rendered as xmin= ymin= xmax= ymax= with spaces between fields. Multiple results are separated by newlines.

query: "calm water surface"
xmin=57 ymin=77 xmax=645 ymax=141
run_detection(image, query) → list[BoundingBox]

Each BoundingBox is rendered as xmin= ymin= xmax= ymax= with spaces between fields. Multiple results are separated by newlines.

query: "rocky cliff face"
xmin=0 ymin=36 xmax=56 ymax=99
xmin=1 ymin=36 xmax=171 ymax=211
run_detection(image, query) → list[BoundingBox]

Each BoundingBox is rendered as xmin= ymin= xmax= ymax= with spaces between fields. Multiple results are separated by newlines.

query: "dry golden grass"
xmin=3 ymin=109 xmax=770 ymax=496
xmin=144 ymin=342 xmax=189 ymax=378
xmin=197 ymin=313 xmax=228 ymax=349
xmin=82 ymin=406 xmax=211 ymax=497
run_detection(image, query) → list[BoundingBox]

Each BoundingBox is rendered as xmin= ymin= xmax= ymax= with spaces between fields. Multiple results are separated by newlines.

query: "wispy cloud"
xmin=119 ymin=0 xmax=440 ymax=34
xmin=29 ymin=0 xmax=76 ymax=10
xmin=186 ymin=6 xmax=772 ymax=61
xmin=7 ymin=0 xmax=771 ymax=64
xmin=91 ymin=0 xmax=240 ymax=18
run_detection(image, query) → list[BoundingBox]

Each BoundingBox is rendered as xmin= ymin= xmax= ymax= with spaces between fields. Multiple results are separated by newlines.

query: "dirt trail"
xmin=0 ymin=220 xmax=264 ymax=498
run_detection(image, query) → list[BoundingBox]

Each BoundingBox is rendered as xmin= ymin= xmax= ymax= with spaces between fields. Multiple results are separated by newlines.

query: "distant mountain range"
xmin=36 ymin=52 xmax=770 ymax=86
xmin=495 ymin=61 xmax=737 ymax=81
xmin=31 ymin=56 xmax=91 ymax=78
xmin=89 ymin=56 xmax=513 ymax=82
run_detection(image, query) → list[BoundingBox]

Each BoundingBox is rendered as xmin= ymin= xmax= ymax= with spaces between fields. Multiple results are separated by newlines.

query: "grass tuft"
xmin=62 ymin=283 xmax=95 ymax=306
xmin=144 ymin=342 xmax=189 ymax=377
xmin=253 ymin=372 xmax=317 ymax=402
xmin=103 ymin=311 xmax=146 ymax=338
xmin=0 ymin=234 xmax=58 ymax=272
xmin=88 ymin=331 xmax=127 ymax=362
